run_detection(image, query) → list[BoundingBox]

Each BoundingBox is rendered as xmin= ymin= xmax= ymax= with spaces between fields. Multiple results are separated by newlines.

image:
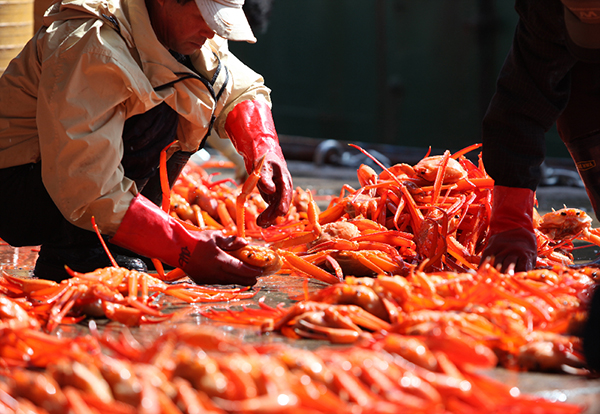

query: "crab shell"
xmin=413 ymin=155 xmax=467 ymax=184
xmin=310 ymin=221 xmax=361 ymax=247
xmin=231 ymin=245 xmax=282 ymax=276
xmin=537 ymin=207 xmax=592 ymax=240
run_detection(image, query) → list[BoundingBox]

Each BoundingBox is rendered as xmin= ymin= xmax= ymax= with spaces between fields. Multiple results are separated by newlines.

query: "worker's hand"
xmin=480 ymin=227 xmax=537 ymax=273
xmin=225 ymin=99 xmax=293 ymax=227
xmin=111 ymin=195 xmax=262 ymax=287
xmin=184 ymin=230 xmax=262 ymax=286
xmin=255 ymin=151 xmax=292 ymax=227
xmin=479 ymin=185 xmax=538 ymax=273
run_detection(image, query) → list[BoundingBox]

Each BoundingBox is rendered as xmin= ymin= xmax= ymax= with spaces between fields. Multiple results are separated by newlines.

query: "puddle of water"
xmin=0 ymin=242 xmax=38 ymax=276
xmin=572 ymin=242 xmax=600 ymax=264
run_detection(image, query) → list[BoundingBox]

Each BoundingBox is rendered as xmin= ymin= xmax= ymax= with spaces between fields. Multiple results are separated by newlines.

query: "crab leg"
xmin=236 ymin=156 xmax=265 ymax=239
xmin=278 ymin=251 xmax=342 ymax=284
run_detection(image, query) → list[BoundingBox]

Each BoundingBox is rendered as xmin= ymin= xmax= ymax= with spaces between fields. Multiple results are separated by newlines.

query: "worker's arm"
xmin=481 ymin=8 xmax=577 ymax=191
xmin=480 ymin=5 xmax=576 ymax=272
xmin=225 ymin=99 xmax=293 ymax=227
xmin=111 ymin=194 xmax=262 ymax=285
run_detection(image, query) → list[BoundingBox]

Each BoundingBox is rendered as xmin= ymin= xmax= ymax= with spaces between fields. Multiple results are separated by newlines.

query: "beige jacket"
xmin=0 ymin=0 xmax=270 ymax=235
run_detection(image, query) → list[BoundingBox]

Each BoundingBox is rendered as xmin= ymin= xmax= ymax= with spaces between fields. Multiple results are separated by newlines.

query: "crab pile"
xmin=0 ymin=308 xmax=585 ymax=414
xmin=204 ymin=262 xmax=597 ymax=373
xmin=190 ymin=145 xmax=600 ymax=375
xmin=0 ymin=143 xmax=597 ymax=412
xmin=171 ymin=144 xmax=600 ymax=281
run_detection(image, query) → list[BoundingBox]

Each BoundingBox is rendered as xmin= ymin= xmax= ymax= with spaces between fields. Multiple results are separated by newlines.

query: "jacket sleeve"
xmin=36 ymin=21 xmax=145 ymax=235
xmin=481 ymin=4 xmax=577 ymax=190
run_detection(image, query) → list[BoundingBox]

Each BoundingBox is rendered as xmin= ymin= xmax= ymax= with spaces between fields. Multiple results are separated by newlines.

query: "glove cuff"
xmin=110 ymin=195 xmax=198 ymax=270
xmin=225 ymin=99 xmax=284 ymax=173
xmin=489 ymin=186 xmax=535 ymax=235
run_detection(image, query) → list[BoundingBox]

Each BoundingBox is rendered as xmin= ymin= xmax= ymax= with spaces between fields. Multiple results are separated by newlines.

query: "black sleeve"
xmin=481 ymin=1 xmax=577 ymax=190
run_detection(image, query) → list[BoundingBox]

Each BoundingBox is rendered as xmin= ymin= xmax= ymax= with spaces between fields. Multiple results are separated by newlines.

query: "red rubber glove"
xmin=480 ymin=186 xmax=538 ymax=273
xmin=111 ymin=195 xmax=262 ymax=286
xmin=225 ymin=99 xmax=293 ymax=227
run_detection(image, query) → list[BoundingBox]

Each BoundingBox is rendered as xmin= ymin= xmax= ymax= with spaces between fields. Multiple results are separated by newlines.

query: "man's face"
xmin=149 ymin=0 xmax=215 ymax=55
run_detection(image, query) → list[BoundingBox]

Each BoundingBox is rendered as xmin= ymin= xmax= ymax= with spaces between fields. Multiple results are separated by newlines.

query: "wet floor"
xmin=0 ymin=240 xmax=38 ymax=275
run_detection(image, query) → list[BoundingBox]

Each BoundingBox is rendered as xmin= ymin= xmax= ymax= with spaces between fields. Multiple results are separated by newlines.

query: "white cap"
xmin=195 ymin=0 xmax=257 ymax=43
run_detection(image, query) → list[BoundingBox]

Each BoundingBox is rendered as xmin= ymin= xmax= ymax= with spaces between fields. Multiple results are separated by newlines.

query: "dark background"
xmin=231 ymin=0 xmax=568 ymax=159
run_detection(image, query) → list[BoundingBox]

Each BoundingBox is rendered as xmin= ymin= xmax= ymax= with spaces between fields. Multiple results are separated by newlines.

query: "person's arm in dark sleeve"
xmin=481 ymin=5 xmax=577 ymax=272
xmin=483 ymin=16 xmax=576 ymax=189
